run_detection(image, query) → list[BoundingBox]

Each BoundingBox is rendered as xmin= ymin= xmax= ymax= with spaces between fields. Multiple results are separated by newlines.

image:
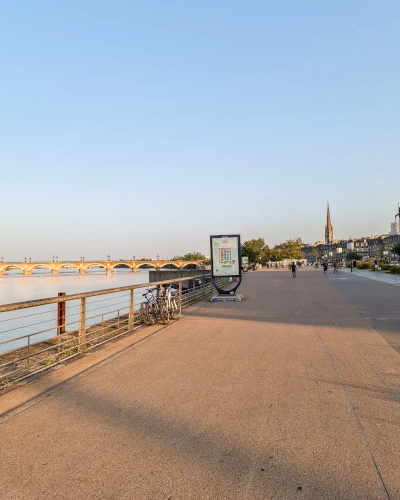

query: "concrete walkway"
xmin=1 ymin=269 xmax=400 ymax=499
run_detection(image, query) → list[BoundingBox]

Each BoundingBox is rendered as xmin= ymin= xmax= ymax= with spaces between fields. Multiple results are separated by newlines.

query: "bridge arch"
xmin=84 ymin=263 xmax=107 ymax=271
xmin=57 ymin=264 xmax=81 ymax=271
xmin=182 ymin=262 xmax=198 ymax=269
xmin=1 ymin=265 xmax=25 ymax=273
xmin=136 ymin=263 xmax=157 ymax=270
xmin=160 ymin=263 xmax=179 ymax=269
xmin=110 ymin=263 xmax=133 ymax=270
xmin=57 ymin=263 xmax=80 ymax=270
xmin=31 ymin=264 xmax=53 ymax=271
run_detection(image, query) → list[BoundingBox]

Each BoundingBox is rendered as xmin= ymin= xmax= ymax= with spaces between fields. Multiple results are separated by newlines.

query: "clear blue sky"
xmin=1 ymin=1 xmax=399 ymax=260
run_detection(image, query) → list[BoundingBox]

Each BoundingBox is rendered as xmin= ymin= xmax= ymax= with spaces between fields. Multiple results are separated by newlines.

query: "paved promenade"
xmin=327 ymin=269 xmax=400 ymax=355
xmin=1 ymin=269 xmax=400 ymax=499
xmin=341 ymin=267 xmax=400 ymax=287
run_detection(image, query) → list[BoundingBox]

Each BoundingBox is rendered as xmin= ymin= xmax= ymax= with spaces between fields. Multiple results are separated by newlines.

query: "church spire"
xmin=327 ymin=202 xmax=331 ymax=226
xmin=325 ymin=202 xmax=334 ymax=244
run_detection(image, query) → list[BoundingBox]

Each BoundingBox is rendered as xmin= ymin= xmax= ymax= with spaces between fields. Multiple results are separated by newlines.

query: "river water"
xmin=0 ymin=269 xmax=151 ymax=354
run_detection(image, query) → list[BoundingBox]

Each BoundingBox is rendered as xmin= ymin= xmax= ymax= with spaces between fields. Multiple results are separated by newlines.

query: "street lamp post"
xmin=107 ymin=255 xmax=110 ymax=261
xmin=337 ymin=247 xmax=342 ymax=269
xmin=347 ymin=241 xmax=354 ymax=272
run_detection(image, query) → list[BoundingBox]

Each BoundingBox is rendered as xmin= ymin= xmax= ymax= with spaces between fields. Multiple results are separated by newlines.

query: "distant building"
xmin=325 ymin=203 xmax=334 ymax=245
xmin=390 ymin=222 xmax=400 ymax=235
xmin=301 ymin=203 xmax=400 ymax=262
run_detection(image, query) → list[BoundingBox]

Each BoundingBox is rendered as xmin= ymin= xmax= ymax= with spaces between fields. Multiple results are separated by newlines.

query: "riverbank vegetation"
xmin=171 ymin=252 xmax=210 ymax=264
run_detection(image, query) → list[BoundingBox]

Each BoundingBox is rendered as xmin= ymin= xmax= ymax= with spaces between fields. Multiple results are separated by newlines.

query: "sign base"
xmin=210 ymin=294 xmax=243 ymax=302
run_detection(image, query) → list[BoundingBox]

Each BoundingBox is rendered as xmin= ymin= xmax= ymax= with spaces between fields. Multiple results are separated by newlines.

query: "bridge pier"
xmin=23 ymin=270 xmax=32 ymax=276
xmin=79 ymin=268 xmax=86 ymax=274
xmin=51 ymin=269 xmax=59 ymax=275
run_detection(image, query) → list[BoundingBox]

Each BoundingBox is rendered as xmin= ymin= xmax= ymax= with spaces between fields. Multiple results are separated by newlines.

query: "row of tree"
xmin=171 ymin=241 xmax=400 ymax=268
xmin=171 ymin=252 xmax=210 ymax=264
xmin=240 ymin=237 xmax=303 ymax=265
xmin=313 ymin=243 xmax=400 ymax=263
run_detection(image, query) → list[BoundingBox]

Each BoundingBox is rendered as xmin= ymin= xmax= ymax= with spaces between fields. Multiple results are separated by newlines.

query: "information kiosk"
xmin=210 ymin=234 xmax=243 ymax=301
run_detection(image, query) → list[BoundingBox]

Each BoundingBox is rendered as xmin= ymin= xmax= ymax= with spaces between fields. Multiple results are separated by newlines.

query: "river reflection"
xmin=0 ymin=269 xmax=151 ymax=354
xmin=0 ymin=268 xmax=150 ymax=305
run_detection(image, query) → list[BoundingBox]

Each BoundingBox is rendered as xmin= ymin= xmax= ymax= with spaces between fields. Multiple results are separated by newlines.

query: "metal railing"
xmin=0 ymin=275 xmax=231 ymax=388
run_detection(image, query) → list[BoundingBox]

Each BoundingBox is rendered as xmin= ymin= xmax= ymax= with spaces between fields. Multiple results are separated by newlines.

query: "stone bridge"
xmin=0 ymin=260 xmax=202 ymax=275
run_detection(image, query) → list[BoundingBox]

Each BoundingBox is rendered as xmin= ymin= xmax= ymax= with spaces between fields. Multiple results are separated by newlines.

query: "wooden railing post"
xmin=129 ymin=289 xmax=134 ymax=330
xmin=179 ymin=281 xmax=182 ymax=302
xmin=57 ymin=292 xmax=66 ymax=335
xmin=78 ymin=297 xmax=86 ymax=352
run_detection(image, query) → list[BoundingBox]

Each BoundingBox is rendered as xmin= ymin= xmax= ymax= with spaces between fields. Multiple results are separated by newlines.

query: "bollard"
xmin=57 ymin=292 xmax=66 ymax=335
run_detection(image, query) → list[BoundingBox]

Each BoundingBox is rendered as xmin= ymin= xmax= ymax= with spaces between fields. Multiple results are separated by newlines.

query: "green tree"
xmin=346 ymin=251 xmax=361 ymax=261
xmin=391 ymin=242 xmax=400 ymax=258
xmin=278 ymin=238 xmax=303 ymax=260
xmin=260 ymin=245 xmax=271 ymax=265
xmin=269 ymin=247 xmax=283 ymax=262
xmin=311 ymin=248 xmax=320 ymax=262
xmin=171 ymin=252 xmax=208 ymax=263
xmin=241 ymin=238 xmax=265 ymax=264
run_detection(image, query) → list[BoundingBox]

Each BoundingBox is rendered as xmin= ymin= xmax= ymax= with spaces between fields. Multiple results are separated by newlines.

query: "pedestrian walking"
xmin=353 ymin=259 xmax=357 ymax=271
xmin=333 ymin=261 xmax=338 ymax=273
xmin=323 ymin=261 xmax=328 ymax=274
xmin=291 ymin=261 xmax=297 ymax=278
xmin=374 ymin=259 xmax=379 ymax=271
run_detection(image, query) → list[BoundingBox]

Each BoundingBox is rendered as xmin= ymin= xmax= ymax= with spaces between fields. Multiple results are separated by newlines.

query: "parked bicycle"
xmin=164 ymin=284 xmax=182 ymax=320
xmin=140 ymin=288 xmax=167 ymax=325
xmin=140 ymin=285 xmax=181 ymax=326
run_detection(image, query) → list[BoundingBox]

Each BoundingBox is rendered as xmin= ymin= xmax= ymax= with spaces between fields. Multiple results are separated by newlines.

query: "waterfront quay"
xmin=1 ymin=269 xmax=400 ymax=499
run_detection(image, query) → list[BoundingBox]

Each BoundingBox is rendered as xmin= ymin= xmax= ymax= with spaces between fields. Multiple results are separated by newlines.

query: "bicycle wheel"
xmin=140 ymin=302 xmax=150 ymax=325
xmin=146 ymin=302 xmax=157 ymax=325
xmin=160 ymin=298 xmax=170 ymax=325
xmin=170 ymin=297 xmax=182 ymax=320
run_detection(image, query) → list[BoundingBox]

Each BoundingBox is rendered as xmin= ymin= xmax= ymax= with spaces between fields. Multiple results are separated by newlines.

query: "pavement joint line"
xmin=0 ymin=299 xmax=209 ymax=424
xmin=304 ymin=305 xmax=393 ymax=500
